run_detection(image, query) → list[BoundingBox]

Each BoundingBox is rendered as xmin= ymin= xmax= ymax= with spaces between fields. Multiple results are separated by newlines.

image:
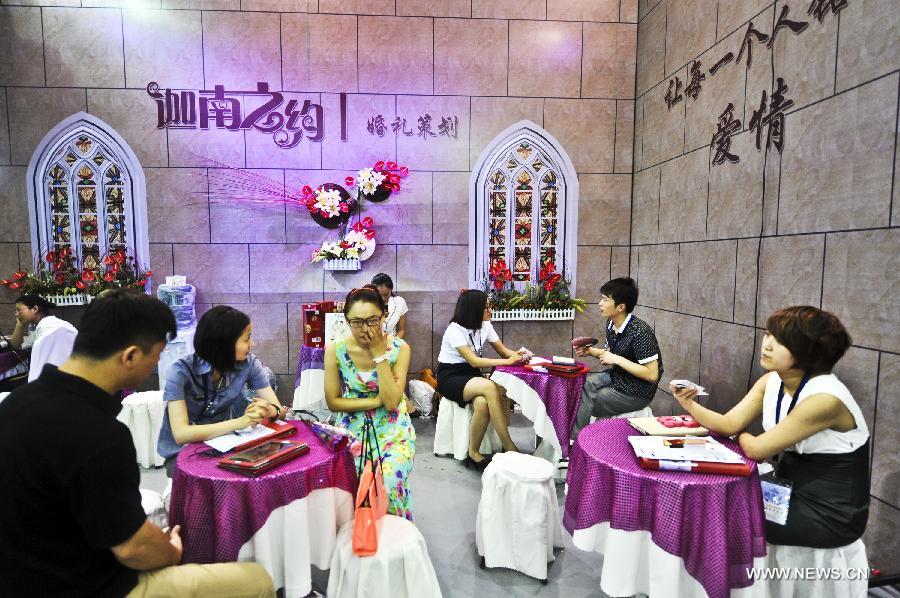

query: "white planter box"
xmin=323 ymin=258 xmax=361 ymax=271
xmin=491 ymin=308 xmax=575 ymax=321
xmin=42 ymin=293 xmax=92 ymax=307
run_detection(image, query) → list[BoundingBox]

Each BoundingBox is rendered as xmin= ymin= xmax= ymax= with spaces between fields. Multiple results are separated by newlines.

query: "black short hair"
xmin=72 ymin=289 xmax=176 ymax=360
xmin=193 ymin=306 xmax=251 ymax=373
xmin=765 ymin=306 xmax=852 ymax=376
xmin=371 ymin=273 xmax=394 ymax=293
xmin=16 ymin=294 xmax=54 ymax=315
xmin=343 ymin=284 xmax=387 ymax=316
xmin=451 ymin=289 xmax=487 ymax=331
xmin=599 ymin=277 xmax=639 ymax=313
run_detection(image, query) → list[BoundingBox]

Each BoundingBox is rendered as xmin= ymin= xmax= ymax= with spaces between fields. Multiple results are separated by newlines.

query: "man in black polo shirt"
xmin=0 ymin=290 xmax=274 ymax=597
xmin=572 ymin=277 xmax=664 ymax=438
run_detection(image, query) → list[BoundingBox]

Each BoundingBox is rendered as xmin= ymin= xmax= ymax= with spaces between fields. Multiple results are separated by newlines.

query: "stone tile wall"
xmin=0 ymin=2 xmax=637 ymax=410
xmin=635 ymin=0 xmax=899 ymax=572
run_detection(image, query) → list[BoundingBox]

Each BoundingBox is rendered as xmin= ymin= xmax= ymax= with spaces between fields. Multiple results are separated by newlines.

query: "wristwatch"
xmin=372 ymin=353 xmax=389 ymax=365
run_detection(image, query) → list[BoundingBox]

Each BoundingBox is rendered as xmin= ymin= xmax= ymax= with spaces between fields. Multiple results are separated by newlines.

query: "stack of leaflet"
xmin=627 ymin=435 xmax=752 ymax=476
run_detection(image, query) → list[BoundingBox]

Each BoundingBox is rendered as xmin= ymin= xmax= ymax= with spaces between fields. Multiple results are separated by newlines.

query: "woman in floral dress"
xmin=324 ymin=285 xmax=416 ymax=520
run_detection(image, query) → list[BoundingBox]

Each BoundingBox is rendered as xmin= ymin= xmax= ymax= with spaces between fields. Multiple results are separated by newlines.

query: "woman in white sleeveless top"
xmin=670 ymin=306 xmax=869 ymax=597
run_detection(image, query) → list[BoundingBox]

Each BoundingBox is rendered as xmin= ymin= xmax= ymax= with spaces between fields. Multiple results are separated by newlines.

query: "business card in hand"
xmin=670 ymin=379 xmax=709 ymax=396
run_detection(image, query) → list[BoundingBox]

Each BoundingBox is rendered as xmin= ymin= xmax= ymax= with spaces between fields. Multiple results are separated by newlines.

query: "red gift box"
xmin=302 ymin=302 xmax=335 ymax=347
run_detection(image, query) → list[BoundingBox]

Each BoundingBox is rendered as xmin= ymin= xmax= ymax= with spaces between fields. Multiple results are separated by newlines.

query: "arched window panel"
xmin=27 ymin=113 xmax=148 ymax=276
xmin=469 ymin=121 xmax=579 ymax=293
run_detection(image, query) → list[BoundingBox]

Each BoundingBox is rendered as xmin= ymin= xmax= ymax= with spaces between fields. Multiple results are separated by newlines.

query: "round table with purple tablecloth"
xmin=563 ymin=418 xmax=767 ymax=598
xmin=169 ymin=420 xmax=357 ymax=598
xmin=492 ymin=362 xmax=587 ymax=460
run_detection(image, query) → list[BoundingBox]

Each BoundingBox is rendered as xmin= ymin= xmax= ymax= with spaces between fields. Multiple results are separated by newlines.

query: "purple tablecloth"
xmin=563 ymin=418 xmax=766 ymax=598
xmin=0 ymin=349 xmax=29 ymax=378
xmin=169 ymin=420 xmax=358 ymax=564
xmin=295 ymin=345 xmax=325 ymax=387
xmin=494 ymin=362 xmax=587 ymax=458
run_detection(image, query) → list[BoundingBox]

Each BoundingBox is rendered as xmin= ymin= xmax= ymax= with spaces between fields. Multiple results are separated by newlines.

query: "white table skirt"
xmin=489 ymin=370 xmax=563 ymax=467
xmin=117 ymin=390 xmax=166 ymax=468
xmin=294 ymin=368 xmax=326 ymax=411
xmin=572 ymin=522 xmax=767 ymax=598
xmin=237 ymin=487 xmax=354 ymax=598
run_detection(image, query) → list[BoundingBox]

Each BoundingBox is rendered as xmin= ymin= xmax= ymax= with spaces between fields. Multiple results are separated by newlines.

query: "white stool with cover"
xmin=140 ymin=488 xmax=168 ymax=529
xmin=27 ymin=321 xmax=77 ymax=382
xmin=326 ymin=515 xmax=442 ymax=598
xmin=117 ymin=390 xmax=166 ymax=468
xmin=475 ymin=452 xmax=566 ymax=582
xmin=433 ymin=397 xmax=502 ymax=460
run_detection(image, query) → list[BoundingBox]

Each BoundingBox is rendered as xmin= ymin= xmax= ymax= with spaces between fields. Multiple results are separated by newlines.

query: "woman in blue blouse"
xmin=157 ymin=306 xmax=283 ymax=475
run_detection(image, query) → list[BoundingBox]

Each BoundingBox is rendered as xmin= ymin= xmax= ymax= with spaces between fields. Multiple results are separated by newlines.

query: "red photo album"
xmin=218 ymin=440 xmax=310 ymax=477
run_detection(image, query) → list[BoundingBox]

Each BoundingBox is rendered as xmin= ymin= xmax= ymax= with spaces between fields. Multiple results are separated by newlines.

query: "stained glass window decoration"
xmin=41 ymin=133 xmax=130 ymax=275
xmin=107 ymin=215 xmax=126 ymax=245
xmin=483 ymin=143 xmax=567 ymax=285
xmin=473 ymin=125 xmax=577 ymax=294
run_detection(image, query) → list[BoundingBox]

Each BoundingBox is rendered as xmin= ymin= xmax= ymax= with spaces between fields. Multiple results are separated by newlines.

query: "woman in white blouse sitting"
xmin=671 ymin=306 xmax=869 ymax=597
xmin=372 ymin=273 xmax=407 ymax=339
xmin=436 ymin=290 xmax=527 ymax=470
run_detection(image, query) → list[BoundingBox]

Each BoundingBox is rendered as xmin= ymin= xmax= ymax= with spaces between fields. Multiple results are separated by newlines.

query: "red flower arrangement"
xmin=0 ymin=245 xmax=151 ymax=297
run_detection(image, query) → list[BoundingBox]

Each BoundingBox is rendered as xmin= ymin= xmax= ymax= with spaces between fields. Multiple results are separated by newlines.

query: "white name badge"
xmin=760 ymin=473 xmax=792 ymax=525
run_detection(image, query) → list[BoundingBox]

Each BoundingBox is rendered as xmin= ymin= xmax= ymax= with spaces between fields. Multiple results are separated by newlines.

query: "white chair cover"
xmin=238 ymin=488 xmax=354 ymax=598
xmin=116 ymin=390 xmax=166 ymax=468
xmin=28 ymin=321 xmax=77 ymax=382
xmin=433 ymin=397 xmax=502 ymax=460
xmin=293 ymin=368 xmax=326 ymax=411
xmin=476 ymin=452 xmax=566 ymax=581
xmin=140 ymin=488 xmax=168 ymax=529
xmin=327 ymin=515 xmax=443 ymax=598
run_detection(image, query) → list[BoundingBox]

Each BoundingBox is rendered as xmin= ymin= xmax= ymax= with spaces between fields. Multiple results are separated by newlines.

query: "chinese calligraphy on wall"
xmin=147 ymin=83 xmax=461 ymax=148
xmin=662 ymin=0 xmax=847 ymax=166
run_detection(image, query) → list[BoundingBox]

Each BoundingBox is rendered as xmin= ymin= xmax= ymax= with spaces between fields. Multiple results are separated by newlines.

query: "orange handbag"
xmin=352 ymin=414 xmax=388 ymax=556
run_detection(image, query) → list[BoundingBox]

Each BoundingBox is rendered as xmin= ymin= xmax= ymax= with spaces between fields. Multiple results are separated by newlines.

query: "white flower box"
xmin=42 ymin=293 xmax=92 ymax=307
xmin=490 ymin=308 xmax=575 ymax=321
xmin=323 ymin=258 xmax=361 ymax=271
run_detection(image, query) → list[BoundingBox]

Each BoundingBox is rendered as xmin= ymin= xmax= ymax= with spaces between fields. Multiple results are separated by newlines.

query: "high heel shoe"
xmin=463 ymin=454 xmax=492 ymax=472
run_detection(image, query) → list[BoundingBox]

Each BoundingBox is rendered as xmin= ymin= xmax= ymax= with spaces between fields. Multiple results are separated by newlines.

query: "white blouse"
xmin=383 ymin=296 xmax=408 ymax=336
xmin=438 ymin=321 xmax=499 ymax=364
xmin=762 ymin=372 xmax=869 ymax=454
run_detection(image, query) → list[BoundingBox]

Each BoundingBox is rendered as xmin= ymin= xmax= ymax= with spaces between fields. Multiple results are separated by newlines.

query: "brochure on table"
xmin=627 ymin=435 xmax=745 ymax=464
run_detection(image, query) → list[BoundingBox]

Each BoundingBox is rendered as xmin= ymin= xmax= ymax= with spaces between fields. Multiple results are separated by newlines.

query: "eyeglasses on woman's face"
xmin=347 ymin=317 xmax=382 ymax=328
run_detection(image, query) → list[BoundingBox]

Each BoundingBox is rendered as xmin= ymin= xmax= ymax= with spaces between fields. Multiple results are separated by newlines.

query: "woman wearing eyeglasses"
xmin=324 ymin=285 xmax=415 ymax=520
xmin=436 ymin=289 xmax=527 ymax=471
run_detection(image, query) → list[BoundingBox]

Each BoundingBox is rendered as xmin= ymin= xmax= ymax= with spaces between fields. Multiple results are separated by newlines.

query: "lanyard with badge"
xmin=469 ymin=330 xmax=483 ymax=357
xmin=760 ymin=373 xmax=810 ymax=525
